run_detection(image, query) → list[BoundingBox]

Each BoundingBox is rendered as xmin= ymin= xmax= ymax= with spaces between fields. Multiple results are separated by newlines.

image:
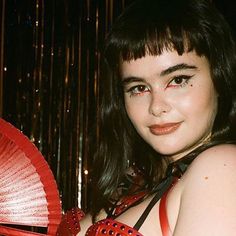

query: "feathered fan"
xmin=0 ymin=118 xmax=62 ymax=236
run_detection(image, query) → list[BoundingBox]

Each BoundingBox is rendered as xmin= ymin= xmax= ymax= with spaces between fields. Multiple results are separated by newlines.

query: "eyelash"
xmin=168 ymin=75 xmax=193 ymax=88
xmin=125 ymin=75 xmax=193 ymax=96
xmin=126 ymin=85 xmax=149 ymax=96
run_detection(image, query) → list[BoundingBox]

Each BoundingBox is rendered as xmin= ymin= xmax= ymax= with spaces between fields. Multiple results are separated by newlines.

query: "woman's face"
xmin=120 ymin=50 xmax=218 ymax=161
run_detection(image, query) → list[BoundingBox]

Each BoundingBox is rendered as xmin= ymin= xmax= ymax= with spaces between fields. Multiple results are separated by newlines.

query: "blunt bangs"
xmin=104 ymin=0 xmax=224 ymax=67
xmin=105 ymin=26 xmax=208 ymax=67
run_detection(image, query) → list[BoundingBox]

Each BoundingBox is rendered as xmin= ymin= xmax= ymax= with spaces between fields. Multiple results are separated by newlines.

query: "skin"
xmin=78 ymin=50 xmax=236 ymax=235
xmin=120 ymin=50 xmax=218 ymax=161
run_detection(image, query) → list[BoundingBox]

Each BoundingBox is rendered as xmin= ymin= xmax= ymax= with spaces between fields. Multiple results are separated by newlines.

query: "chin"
xmin=153 ymin=148 xmax=179 ymax=156
xmin=151 ymin=143 xmax=186 ymax=156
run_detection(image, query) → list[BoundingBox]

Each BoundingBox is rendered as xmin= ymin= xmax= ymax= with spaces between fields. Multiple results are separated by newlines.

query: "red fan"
xmin=0 ymin=118 xmax=62 ymax=235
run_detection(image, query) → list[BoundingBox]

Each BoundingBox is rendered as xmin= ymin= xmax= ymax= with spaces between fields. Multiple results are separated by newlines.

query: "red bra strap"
xmin=159 ymin=177 xmax=179 ymax=236
xmin=159 ymin=188 xmax=172 ymax=236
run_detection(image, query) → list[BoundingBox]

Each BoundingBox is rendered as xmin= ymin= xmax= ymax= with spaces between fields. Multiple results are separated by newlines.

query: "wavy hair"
xmin=90 ymin=0 xmax=236 ymax=219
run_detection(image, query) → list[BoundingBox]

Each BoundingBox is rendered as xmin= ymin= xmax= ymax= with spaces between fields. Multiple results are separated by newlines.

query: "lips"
xmin=149 ymin=122 xmax=182 ymax=135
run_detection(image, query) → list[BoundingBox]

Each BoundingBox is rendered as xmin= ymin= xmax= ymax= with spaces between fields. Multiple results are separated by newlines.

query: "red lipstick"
xmin=149 ymin=122 xmax=181 ymax=135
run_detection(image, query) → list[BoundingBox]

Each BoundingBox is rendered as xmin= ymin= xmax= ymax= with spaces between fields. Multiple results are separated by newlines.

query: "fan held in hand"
xmin=0 ymin=118 xmax=62 ymax=235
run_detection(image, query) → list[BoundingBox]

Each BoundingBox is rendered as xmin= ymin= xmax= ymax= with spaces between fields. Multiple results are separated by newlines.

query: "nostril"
xmin=149 ymin=98 xmax=171 ymax=117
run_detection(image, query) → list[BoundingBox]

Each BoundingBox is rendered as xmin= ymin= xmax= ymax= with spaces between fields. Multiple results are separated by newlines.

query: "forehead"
xmin=120 ymin=50 xmax=210 ymax=78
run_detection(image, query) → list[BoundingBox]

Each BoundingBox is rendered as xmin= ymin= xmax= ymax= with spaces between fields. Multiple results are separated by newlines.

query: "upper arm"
xmin=79 ymin=214 xmax=93 ymax=235
xmin=79 ymin=209 xmax=107 ymax=235
xmin=173 ymin=144 xmax=236 ymax=236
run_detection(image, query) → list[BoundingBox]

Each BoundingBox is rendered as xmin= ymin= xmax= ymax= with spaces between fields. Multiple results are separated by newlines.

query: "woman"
xmin=57 ymin=0 xmax=236 ymax=235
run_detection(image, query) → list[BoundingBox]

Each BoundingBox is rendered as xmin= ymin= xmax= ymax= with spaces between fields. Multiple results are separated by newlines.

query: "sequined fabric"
xmin=57 ymin=162 xmax=189 ymax=236
xmin=57 ymin=208 xmax=85 ymax=236
xmin=85 ymin=219 xmax=144 ymax=236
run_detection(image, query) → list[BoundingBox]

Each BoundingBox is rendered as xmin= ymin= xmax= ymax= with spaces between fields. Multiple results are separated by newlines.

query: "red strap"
xmin=159 ymin=178 xmax=179 ymax=236
xmin=159 ymin=189 xmax=172 ymax=236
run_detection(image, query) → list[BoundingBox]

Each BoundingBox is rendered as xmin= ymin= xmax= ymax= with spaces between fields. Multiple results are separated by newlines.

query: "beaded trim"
xmin=85 ymin=219 xmax=144 ymax=236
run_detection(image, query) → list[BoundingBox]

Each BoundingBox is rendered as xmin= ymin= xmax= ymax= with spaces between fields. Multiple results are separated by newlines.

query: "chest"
xmin=113 ymin=180 xmax=182 ymax=236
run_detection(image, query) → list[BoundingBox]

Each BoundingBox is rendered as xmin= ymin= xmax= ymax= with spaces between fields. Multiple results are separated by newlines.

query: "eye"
xmin=126 ymin=84 xmax=149 ymax=96
xmin=167 ymin=75 xmax=193 ymax=88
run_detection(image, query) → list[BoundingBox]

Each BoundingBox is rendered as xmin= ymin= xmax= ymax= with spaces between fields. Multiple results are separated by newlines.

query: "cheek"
xmin=175 ymin=86 xmax=218 ymax=119
xmin=124 ymin=97 xmax=148 ymax=125
xmin=124 ymin=97 xmax=134 ymax=120
xmin=195 ymin=86 xmax=218 ymax=115
xmin=125 ymin=101 xmax=140 ymax=124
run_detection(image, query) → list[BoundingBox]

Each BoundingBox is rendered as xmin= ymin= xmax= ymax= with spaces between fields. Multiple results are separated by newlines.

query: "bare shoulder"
xmin=197 ymin=143 xmax=236 ymax=161
xmin=174 ymin=144 xmax=236 ymax=236
xmin=180 ymin=143 xmax=236 ymax=190
xmin=181 ymin=143 xmax=236 ymax=201
xmin=78 ymin=210 xmax=107 ymax=235
xmin=78 ymin=214 xmax=93 ymax=235
xmin=183 ymin=143 xmax=236 ymax=181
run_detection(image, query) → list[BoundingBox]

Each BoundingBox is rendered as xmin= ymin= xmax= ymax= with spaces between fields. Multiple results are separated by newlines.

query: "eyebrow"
xmin=160 ymin=63 xmax=197 ymax=76
xmin=122 ymin=63 xmax=197 ymax=85
xmin=122 ymin=76 xmax=145 ymax=85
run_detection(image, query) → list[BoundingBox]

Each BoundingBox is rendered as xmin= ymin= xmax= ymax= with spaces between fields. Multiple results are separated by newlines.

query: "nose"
xmin=149 ymin=91 xmax=171 ymax=117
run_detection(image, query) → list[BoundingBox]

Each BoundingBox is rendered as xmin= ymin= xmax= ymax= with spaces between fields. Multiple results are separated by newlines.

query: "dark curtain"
xmin=0 ymin=0 xmax=132 ymax=213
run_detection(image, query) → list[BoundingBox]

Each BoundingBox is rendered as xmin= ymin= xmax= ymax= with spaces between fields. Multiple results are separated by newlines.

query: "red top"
xmin=57 ymin=185 xmax=173 ymax=236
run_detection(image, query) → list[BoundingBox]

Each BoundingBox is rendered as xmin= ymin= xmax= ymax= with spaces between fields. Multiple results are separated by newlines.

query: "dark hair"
xmin=90 ymin=0 xmax=236 ymax=219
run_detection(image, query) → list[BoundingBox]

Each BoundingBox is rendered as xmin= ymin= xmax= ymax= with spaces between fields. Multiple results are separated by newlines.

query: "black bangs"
xmin=104 ymin=24 xmax=206 ymax=68
xmin=103 ymin=0 xmax=217 ymax=67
